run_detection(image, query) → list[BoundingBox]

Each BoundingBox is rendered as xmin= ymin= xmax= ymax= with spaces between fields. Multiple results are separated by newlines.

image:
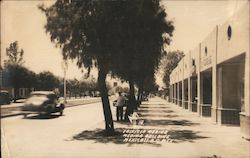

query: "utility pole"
xmin=62 ymin=60 xmax=68 ymax=103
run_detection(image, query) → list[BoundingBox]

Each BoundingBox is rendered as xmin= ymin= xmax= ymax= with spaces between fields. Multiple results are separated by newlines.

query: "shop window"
xmin=205 ymin=46 xmax=208 ymax=56
xmin=240 ymin=80 xmax=245 ymax=112
xmin=192 ymin=59 xmax=195 ymax=66
xmin=227 ymin=25 xmax=232 ymax=40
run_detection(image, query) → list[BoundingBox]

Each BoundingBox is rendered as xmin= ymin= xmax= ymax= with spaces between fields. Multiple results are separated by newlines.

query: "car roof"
xmin=30 ymin=91 xmax=55 ymax=95
xmin=0 ymin=90 xmax=9 ymax=93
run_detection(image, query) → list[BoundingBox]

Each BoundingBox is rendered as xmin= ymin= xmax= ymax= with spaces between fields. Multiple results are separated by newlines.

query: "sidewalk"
xmin=1 ymin=97 xmax=249 ymax=158
xmin=73 ymin=97 xmax=250 ymax=158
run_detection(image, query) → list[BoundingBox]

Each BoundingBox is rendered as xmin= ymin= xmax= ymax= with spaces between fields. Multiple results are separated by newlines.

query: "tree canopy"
xmin=109 ymin=0 xmax=174 ymax=115
xmin=3 ymin=64 xmax=36 ymax=100
xmin=40 ymin=0 xmax=174 ymax=134
xmin=5 ymin=41 xmax=25 ymax=66
xmin=162 ymin=50 xmax=184 ymax=88
xmin=36 ymin=71 xmax=60 ymax=91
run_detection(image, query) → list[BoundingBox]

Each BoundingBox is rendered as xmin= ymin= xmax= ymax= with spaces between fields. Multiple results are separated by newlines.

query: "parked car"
xmin=93 ymin=91 xmax=100 ymax=97
xmin=22 ymin=91 xmax=65 ymax=118
xmin=0 ymin=91 xmax=12 ymax=105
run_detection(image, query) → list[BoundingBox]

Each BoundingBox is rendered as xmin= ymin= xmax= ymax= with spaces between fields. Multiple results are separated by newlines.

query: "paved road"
xmin=1 ymin=101 xmax=105 ymax=158
xmin=0 ymin=97 xmax=103 ymax=118
xmin=1 ymin=97 xmax=250 ymax=158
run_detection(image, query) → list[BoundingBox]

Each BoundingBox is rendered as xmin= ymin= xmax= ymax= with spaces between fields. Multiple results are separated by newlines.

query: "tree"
xmin=109 ymin=0 xmax=174 ymax=118
xmin=5 ymin=41 xmax=25 ymax=65
xmin=36 ymin=71 xmax=60 ymax=91
xmin=162 ymin=50 xmax=184 ymax=88
xmin=4 ymin=64 xmax=36 ymax=100
xmin=143 ymin=77 xmax=159 ymax=95
xmin=40 ymin=0 xmax=174 ymax=133
xmin=67 ymin=79 xmax=77 ymax=98
xmin=40 ymin=0 xmax=127 ymax=134
xmin=4 ymin=41 xmax=36 ymax=100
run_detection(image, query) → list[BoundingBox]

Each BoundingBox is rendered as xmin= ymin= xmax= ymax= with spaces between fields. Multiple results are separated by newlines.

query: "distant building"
xmin=169 ymin=3 xmax=250 ymax=139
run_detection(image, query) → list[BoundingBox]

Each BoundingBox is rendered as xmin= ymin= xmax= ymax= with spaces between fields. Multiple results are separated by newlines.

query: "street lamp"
xmin=61 ymin=60 xmax=68 ymax=103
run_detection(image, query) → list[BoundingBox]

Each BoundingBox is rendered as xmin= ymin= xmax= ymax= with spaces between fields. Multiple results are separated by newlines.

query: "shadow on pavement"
xmin=138 ymin=109 xmax=174 ymax=113
xmin=72 ymin=128 xmax=161 ymax=147
xmin=144 ymin=119 xmax=200 ymax=126
xmin=139 ymin=106 xmax=170 ymax=109
xmin=139 ymin=113 xmax=179 ymax=118
xmin=141 ymin=103 xmax=168 ymax=106
xmin=138 ymin=109 xmax=172 ymax=113
xmin=23 ymin=114 xmax=61 ymax=120
xmin=70 ymin=128 xmax=162 ymax=147
xmin=70 ymin=128 xmax=208 ymax=145
xmin=200 ymin=155 xmax=222 ymax=158
xmin=168 ymin=130 xmax=209 ymax=143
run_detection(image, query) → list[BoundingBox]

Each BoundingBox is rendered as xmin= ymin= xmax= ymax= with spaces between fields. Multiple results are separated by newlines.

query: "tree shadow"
xmin=143 ymin=119 xmax=200 ymax=127
xmin=138 ymin=109 xmax=173 ymax=113
xmin=200 ymin=155 xmax=222 ymax=158
xmin=70 ymin=128 xmax=208 ymax=145
xmin=139 ymin=109 xmax=174 ymax=113
xmin=167 ymin=130 xmax=209 ymax=143
xmin=70 ymin=128 xmax=162 ymax=147
xmin=141 ymin=103 xmax=167 ymax=106
xmin=139 ymin=113 xmax=178 ymax=118
xmin=23 ymin=113 xmax=61 ymax=120
xmin=139 ymin=106 xmax=171 ymax=110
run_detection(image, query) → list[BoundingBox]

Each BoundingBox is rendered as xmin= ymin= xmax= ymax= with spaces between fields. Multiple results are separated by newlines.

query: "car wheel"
xmin=23 ymin=114 xmax=28 ymax=118
xmin=59 ymin=110 xmax=63 ymax=116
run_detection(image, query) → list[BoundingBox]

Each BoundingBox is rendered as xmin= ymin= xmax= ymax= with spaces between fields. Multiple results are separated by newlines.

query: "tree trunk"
xmin=14 ymin=87 xmax=19 ymax=102
xmin=137 ymin=81 xmax=143 ymax=107
xmin=97 ymin=67 xmax=114 ymax=135
xmin=125 ymin=79 xmax=136 ymax=120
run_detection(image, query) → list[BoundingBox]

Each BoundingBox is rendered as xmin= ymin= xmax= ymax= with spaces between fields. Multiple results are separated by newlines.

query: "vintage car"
xmin=22 ymin=91 xmax=65 ymax=118
xmin=0 ymin=90 xmax=12 ymax=105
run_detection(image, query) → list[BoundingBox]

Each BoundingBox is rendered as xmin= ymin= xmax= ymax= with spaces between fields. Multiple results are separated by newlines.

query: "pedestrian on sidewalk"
xmin=115 ymin=92 xmax=126 ymax=121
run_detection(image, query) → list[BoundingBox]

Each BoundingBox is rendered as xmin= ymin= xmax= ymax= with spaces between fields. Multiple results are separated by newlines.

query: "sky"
xmin=161 ymin=0 xmax=246 ymax=53
xmin=0 ymin=0 xmax=248 ymax=87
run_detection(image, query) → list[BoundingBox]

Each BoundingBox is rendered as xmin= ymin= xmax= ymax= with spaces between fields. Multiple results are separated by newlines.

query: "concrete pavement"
xmin=1 ymin=101 xmax=105 ymax=158
xmin=1 ymin=97 xmax=250 ymax=158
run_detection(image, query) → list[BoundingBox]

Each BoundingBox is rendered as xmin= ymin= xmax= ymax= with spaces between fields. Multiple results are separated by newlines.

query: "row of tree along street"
xmin=39 ymin=0 xmax=180 ymax=135
xmin=2 ymin=40 xmax=162 ymax=101
xmin=2 ymin=0 xmax=185 ymax=135
xmin=2 ymin=41 xmax=102 ymax=101
xmin=38 ymin=0 xmax=182 ymax=134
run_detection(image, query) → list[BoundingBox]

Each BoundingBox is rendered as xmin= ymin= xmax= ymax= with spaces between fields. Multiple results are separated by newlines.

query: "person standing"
xmin=115 ymin=92 xmax=126 ymax=121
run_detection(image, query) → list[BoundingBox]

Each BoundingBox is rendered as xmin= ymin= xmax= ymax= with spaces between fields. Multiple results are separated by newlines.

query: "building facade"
xmin=169 ymin=3 xmax=250 ymax=139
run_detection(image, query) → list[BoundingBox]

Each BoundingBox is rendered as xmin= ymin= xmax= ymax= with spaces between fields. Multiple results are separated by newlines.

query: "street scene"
xmin=1 ymin=97 xmax=250 ymax=158
xmin=1 ymin=0 xmax=250 ymax=158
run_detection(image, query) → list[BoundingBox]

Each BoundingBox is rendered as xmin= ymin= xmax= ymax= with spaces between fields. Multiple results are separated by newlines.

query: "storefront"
xmin=169 ymin=4 xmax=250 ymax=139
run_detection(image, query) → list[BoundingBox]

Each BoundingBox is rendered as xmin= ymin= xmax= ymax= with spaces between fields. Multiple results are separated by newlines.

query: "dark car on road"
xmin=0 ymin=91 xmax=12 ymax=105
xmin=22 ymin=91 xmax=65 ymax=118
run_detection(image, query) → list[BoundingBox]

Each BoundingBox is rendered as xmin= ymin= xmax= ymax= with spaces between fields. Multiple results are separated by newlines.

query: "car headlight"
xmin=45 ymin=104 xmax=54 ymax=108
xmin=55 ymin=104 xmax=61 ymax=107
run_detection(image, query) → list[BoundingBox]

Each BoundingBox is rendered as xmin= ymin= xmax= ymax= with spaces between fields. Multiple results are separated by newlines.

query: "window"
xmin=227 ymin=25 xmax=232 ymax=40
xmin=205 ymin=46 xmax=208 ymax=56
xmin=192 ymin=59 xmax=195 ymax=66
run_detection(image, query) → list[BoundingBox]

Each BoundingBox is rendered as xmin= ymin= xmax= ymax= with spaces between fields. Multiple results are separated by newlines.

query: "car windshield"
xmin=27 ymin=94 xmax=48 ymax=101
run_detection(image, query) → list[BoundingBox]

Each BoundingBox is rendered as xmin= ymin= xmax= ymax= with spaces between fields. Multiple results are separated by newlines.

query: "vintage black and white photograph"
xmin=1 ymin=0 xmax=250 ymax=157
